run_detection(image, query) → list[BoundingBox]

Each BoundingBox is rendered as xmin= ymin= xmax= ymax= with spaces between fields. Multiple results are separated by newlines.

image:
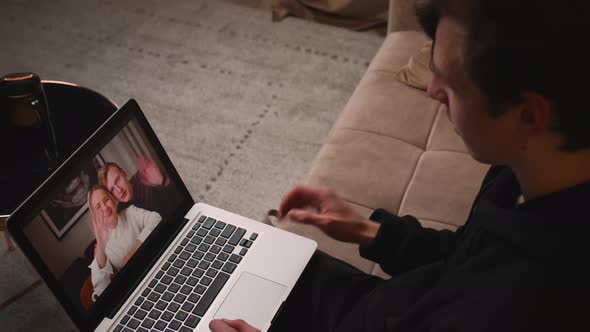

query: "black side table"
xmin=1 ymin=81 xmax=117 ymax=223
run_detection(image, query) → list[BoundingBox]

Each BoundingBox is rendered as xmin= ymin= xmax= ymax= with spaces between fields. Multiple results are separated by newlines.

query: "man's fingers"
xmin=222 ymin=319 xmax=260 ymax=332
xmin=279 ymin=186 xmax=324 ymax=219
xmin=209 ymin=319 xmax=238 ymax=332
xmin=287 ymin=209 xmax=326 ymax=227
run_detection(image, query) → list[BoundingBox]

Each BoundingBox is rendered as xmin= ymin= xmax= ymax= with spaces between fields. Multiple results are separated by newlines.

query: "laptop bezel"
xmin=7 ymin=99 xmax=195 ymax=331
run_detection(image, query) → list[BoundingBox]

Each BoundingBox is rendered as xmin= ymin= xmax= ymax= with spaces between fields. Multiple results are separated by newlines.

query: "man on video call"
xmin=210 ymin=0 xmax=590 ymax=331
xmin=98 ymin=158 xmax=175 ymax=217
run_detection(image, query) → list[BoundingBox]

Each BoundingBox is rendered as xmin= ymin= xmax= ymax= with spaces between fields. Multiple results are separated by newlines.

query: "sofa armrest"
xmin=388 ymin=0 xmax=421 ymax=33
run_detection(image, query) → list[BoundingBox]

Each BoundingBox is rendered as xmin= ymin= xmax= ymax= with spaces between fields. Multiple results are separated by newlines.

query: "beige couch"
xmin=279 ymin=0 xmax=490 ymax=278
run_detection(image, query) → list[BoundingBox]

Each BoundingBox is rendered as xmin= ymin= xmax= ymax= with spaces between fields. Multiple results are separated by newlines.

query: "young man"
xmin=98 ymin=158 xmax=178 ymax=218
xmin=211 ymin=0 xmax=590 ymax=331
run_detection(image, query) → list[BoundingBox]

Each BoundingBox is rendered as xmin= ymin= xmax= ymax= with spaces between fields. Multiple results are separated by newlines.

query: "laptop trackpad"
xmin=214 ymin=272 xmax=287 ymax=330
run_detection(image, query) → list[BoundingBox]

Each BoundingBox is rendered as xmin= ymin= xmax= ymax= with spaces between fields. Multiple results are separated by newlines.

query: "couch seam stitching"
xmin=335 ymin=127 xmax=424 ymax=150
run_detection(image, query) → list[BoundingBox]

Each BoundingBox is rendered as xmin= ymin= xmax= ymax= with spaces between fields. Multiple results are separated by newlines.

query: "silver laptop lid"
xmin=7 ymin=100 xmax=194 ymax=331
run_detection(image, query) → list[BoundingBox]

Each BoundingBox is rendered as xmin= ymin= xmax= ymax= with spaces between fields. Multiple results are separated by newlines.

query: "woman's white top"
xmin=88 ymin=205 xmax=161 ymax=300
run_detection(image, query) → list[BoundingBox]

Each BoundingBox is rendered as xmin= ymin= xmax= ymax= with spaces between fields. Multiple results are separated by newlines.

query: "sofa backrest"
xmin=388 ymin=0 xmax=422 ymax=33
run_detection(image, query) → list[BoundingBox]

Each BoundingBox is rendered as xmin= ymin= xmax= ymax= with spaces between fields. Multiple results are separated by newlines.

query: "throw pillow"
xmin=395 ymin=41 xmax=433 ymax=91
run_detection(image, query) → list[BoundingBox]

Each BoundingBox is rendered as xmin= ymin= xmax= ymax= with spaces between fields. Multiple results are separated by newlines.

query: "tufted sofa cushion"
xmin=279 ymin=31 xmax=489 ymax=278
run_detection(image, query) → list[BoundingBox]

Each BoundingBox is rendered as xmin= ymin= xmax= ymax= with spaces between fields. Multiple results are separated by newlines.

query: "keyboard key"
xmin=240 ymin=239 xmax=253 ymax=248
xmin=174 ymin=275 xmax=187 ymax=284
xmin=173 ymin=259 xmax=185 ymax=269
xmin=186 ymin=276 xmax=198 ymax=286
xmin=194 ymin=285 xmax=206 ymax=294
xmin=198 ymin=261 xmax=210 ymax=270
xmin=127 ymin=305 xmax=138 ymax=315
xmin=180 ymin=285 xmax=192 ymax=295
xmin=212 ymin=260 xmax=223 ymax=269
xmin=169 ymin=319 xmax=181 ymax=330
xmin=187 ymin=230 xmax=195 ymax=238
xmin=185 ymin=244 xmax=197 ymax=252
xmin=215 ymin=238 xmax=227 ymax=247
xmin=206 ymin=268 xmax=218 ymax=278
xmin=186 ymin=259 xmax=198 ymax=268
xmin=220 ymin=224 xmax=236 ymax=238
xmin=114 ymin=325 xmax=123 ymax=332
xmin=204 ymin=252 xmax=216 ymax=262
xmin=228 ymin=228 xmax=246 ymax=245
xmin=141 ymin=318 xmax=155 ymax=329
xmin=193 ymin=272 xmax=230 ymax=316
xmin=162 ymin=311 xmax=174 ymax=322
xmin=190 ymin=236 xmax=203 ymax=245
xmin=239 ymin=248 xmax=248 ymax=256
xmin=222 ymin=245 xmax=235 ymax=253
xmin=148 ymin=292 xmax=160 ymax=302
xmin=156 ymin=300 xmax=168 ymax=310
xmin=185 ymin=315 xmax=200 ymax=328
xmin=180 ymin=238 xmax=188 ymax=246
xmin=154 ymin=320 xmax=167 ymax=331
xmin=198 ymin=215 xmax=207 ymax=223
xmin=188 ymin=293 xmax=201 ymax=303
xmin=127 ymin=318 xmax=140 ymax=329
xmin=222 ymin=262 xmax=237 ymax=274
xmin=155 ymin=271 xmax=164 ymax=279
xmin=142 ymin=288 xmax=151 ymax=297
xmin=209 ymin=228 xmax=221 ymax=237
xmin=192 ymin=251 xmax=204 ymax=260
xmin=167 ymin=267 xmax=180 ymax=277
xmin=168 ymin=283 xmax=180 ymax=293
xmin=168 ymin=302 xmax=180 ymax=313
xmin=192 ymin=223 xmax=201 ymax=230
xmin=180 ymin=267 xmax=192 ymax=276
xmin=162 ymin=262 xmax=171 ymax=271
xmin=180 ymin=327 xmax=193 ymax=332
xmin=174 ymin=293 xmax=187 ymax=303
xmin=135 ymin=296 xmax=145 ymax=306
xmin=198 ymin=243 xmax=210 ymax=252
xmin=149 ymin=279 xmax=158 ymax=288
xmin=250 ymin=233 xmax=258 ymax=241
xmin=192 ymin=268 xmax=205 ymax=278
xmin=174 ymin=246 xmax=182 ymax=254
xmin=121 ymin=315 xmax=130 ymax=324
xmin=175 ymin=310 xmax=188 ymax=322
xmin=168 ymin=254 xmax=178 ymax=263
xmin=218 ymin=252 xmax=230 ymax=261
xmin=204 ymin=235 xmax=215 ymax=244
xmin=210 ymin=245 xmax=222 ymax=254
xmin=162 ymin=275 xmax=173 ymax=285
xmin=215 ymin=220 xmax=227 ymax=229
xmin=203 ymin=218 xmax=216 ymax=229
xmin=229 ymin=254 xmax=242 ymax=264
xmin=200 ymin=276 xmax=212 ymax=286
xmin=181 ymin=302 xmax=195 ymax=312
xmin=179 ymin=251 xmax=191 ymax=260
xmin=196 ymin=229 xmax=208 ymax=237
xmin=162 ymin=291 xmax=174 ymax=301
xmin=134 ymin=309 xmax=148 ymax=320
xmin=149 ymin=309 xmax=162 ymax=320
xmin=141 ymin=300 xmax=154 ymax=311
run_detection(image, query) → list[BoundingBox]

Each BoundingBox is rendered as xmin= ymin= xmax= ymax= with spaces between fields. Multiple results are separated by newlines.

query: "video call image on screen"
xmin=23 ymin=116 xmax=182 ymax=312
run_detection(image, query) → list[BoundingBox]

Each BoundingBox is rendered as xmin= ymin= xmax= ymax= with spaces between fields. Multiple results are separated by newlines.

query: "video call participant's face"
xmin=105 ymin=166 xmax=133 ymax=203
xmin=90 ymin=189 xmax=118 ymax=229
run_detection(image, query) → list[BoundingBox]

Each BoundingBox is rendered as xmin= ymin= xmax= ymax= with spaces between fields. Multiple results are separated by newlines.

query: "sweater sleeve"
xmin=359 ymin=209 xmax=460 ymax=276
xmin=89 ymin=257 xmax=114 ymax=301
xmin=129 ymin=205 xmax=162 ymax=243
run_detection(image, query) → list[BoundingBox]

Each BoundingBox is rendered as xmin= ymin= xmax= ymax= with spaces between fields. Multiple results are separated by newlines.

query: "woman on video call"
xmin=87 ymin=184 xmax=161 ymax=301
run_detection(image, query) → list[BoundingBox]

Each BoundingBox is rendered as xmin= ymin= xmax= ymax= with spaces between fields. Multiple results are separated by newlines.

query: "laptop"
xmin=7 ymin=99 xmax=317 ymax=332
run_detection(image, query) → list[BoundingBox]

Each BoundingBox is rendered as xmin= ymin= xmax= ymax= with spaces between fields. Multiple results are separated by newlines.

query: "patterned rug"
xmin=0 ymin=0 xmax=381 ymax=329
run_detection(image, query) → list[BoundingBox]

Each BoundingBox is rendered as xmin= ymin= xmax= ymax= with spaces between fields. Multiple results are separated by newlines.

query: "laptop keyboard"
xmin=113 ymin=215 xmax=257 ymax=332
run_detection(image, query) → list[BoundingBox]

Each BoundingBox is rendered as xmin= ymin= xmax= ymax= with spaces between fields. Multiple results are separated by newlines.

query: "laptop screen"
xmin=11 ymin=101 xmax=193 ymax=327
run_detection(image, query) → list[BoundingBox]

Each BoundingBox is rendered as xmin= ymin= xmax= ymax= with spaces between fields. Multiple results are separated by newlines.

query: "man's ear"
xmin=519 ymin=92 xmax=554 ymax=135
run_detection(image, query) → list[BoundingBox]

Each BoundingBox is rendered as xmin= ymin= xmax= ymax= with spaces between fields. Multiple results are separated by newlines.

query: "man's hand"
xmin=209 ymin=319 xmax=260 ymax=332
xmin=137 ymin=157 xmax=164 ymax=187
xmin=279 ymin=186 xmax=380 ymax=246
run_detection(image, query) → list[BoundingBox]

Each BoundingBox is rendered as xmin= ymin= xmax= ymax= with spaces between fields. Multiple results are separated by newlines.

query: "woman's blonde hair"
xmin=87 ymin=184 xmax=118 ymax=218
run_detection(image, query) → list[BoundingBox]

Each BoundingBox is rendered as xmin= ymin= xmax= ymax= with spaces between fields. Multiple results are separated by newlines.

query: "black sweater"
xmin=344 ymin=166 xmax=590 ymax=331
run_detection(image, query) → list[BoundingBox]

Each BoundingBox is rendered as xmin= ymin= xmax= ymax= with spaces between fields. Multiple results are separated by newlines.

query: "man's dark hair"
xmin=416 ymin=0 xmax=590 ymax=151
